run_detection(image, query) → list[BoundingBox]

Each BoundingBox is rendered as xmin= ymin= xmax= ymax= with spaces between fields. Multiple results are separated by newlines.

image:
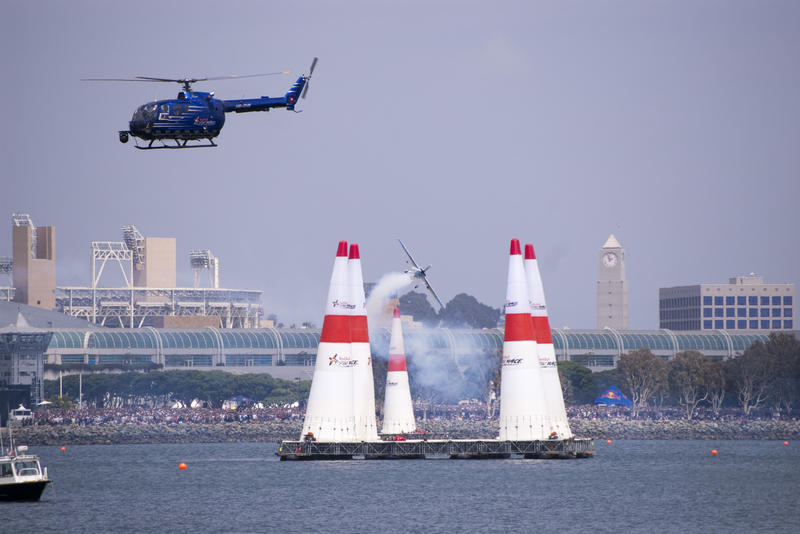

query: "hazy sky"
xmin=2 ymin=0 xmax=798 ymax=329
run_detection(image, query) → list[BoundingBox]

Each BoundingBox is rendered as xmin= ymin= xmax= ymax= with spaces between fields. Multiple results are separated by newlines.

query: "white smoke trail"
xmin=365 ymin=271 xmax=414 ymax=328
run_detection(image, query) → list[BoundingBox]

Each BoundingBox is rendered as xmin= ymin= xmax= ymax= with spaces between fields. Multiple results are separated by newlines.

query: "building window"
xmin=772 ymin=296 xmax=781 ymax=305
xmin=749 ymin=308 xmax=758 ymax=317
xmin=772 ymin=308 xmax=782 ymax=317
xmin=785 ymin=308 xmax=793 ymax=318
xmin=737 ymin=320 xmax=746 ymax=329
xmin=785 ymin=320 xmax=793 ymax=329
xmin=704 ymin=320 xmax=713 ymax=329
xmin=761 ymin=320 xmax=770 ymax=329
xmin=749 ymin=320 xmax=758 ymax=329
xmin=715 ymin=320 xmax=724 ymax=329
xmin=749 ymin=296 xmax=757 ymax=306
xmin=726 ymin=320 xmax=735 ymax=329
xmin=737 ymin=308 xmax=746 ymax=317
xmin=726 ymin=296 xmax=734 ymax=306
xmin=726 ymin=308 xmax=735 ymax=317
xmin=703 ymin=308 xmax=712 ymax=318
xmin=761 ymin=309 xmax=770 ymax=317
xmin=761 ymin=296 xmax=770 ymax=306
xmin=715 ymin=296 xmax=724 ymax=306
xmin=703 ymin=296 xmax=712 ymax=305
xmin=715 ymin=308 xmax=724 ymax=317
xmin=785 ymin=296 xmax=793 ymax=305
xmin=772 ymin=320 xmax=782 ymax=329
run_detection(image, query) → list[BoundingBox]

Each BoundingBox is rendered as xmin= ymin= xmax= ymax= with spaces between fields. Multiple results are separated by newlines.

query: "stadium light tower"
xmin=190 ymin=250 xmax=219 ymax=288
xmin=121 ymin=225 xmax=145 ymax=269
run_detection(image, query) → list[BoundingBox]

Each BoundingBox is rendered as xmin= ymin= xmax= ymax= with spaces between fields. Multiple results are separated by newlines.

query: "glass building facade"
xmin=42 ymin=325 xmax=797 ymax=374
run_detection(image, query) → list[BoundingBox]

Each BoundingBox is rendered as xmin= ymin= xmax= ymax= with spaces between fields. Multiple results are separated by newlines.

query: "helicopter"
xmin=83 ymin=58 xmax=317 ymax=149
xmin=398 ymin=239 xmax=445 ymax=310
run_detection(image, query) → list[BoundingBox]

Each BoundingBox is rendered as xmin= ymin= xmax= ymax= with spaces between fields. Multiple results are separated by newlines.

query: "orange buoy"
xmin=178 ymin=462 xmax=187 ymax=470
xmin=606 ymin=439 xmax=612 ymax=444
xmin=711 ymin=449 xmax=718 ymax=456
xmin=784 ymin=441 xmax=789 ymax=446
xmin=60 ymin=446 xmax=66 ymax=452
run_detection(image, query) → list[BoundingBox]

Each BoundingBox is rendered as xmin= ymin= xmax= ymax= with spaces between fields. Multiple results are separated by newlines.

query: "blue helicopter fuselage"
xmin=127 ymin=75 xmax=306 ymax=142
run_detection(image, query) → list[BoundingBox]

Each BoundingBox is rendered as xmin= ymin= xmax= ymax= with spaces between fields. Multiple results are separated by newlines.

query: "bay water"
xmin=5 ymin=440 xmax=799 ymax=533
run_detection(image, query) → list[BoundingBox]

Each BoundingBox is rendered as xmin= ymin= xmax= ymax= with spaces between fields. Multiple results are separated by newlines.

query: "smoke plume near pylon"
xmin=365 ymin=271 xmax=414 ymax=327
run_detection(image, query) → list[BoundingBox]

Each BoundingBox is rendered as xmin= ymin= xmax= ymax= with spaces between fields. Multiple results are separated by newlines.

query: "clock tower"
xmin=596 ymin=234 xmax=628 ymax=329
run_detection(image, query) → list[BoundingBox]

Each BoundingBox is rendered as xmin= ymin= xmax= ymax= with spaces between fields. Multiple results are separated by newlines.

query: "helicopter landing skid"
xmin=134 ymin=138 xmax=218 ymax=150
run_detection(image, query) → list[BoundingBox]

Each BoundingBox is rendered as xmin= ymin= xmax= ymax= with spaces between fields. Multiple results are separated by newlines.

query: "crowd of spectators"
xmin=24 ymin=401 xmax=790 ymax=428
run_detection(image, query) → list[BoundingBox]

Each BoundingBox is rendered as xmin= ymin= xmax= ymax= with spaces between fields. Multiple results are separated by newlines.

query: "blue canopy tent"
xmin=594 ymin=386 xmax=633 ymax=407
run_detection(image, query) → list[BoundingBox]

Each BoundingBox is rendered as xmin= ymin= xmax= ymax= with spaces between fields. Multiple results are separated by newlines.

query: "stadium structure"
xmin=4 ymin=214 xmax=262 ymax=328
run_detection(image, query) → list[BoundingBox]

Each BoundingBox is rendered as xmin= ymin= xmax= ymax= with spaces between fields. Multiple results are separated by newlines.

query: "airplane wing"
xmin=397 ymin=239 xmax=421 ymax=269
xmin=422 ymin=277 xmax=445 ymax=310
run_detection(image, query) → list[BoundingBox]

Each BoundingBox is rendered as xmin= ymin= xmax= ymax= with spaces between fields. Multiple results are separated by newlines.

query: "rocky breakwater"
xmin=569 ymin=418 xmax=800 ymax=440
xmin=12 ymin=418 xmax=800 ymax=446
xmin=13 ymin=421 xmax=305 ymax=446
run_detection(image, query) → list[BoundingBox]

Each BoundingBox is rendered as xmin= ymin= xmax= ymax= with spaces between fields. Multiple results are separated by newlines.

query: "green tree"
xmin=557 ymin=361 xmax=596 ymax=405
xmin=439 ymin=293 xmax=501 ymax=329
xmin=398 ymin=291 xmax=439 ymax=327
xmin=617 ymin=348 xmax=668 ymax=418
xmin=764 ymin=333 xmax=800 ymax=415
xmin=706 ymin=359 xmax=726 ymax=417
xmin=731 ymin=342 xmax=774 ymax=416
xmin=668 ymin=351 xmax=711 ymax=420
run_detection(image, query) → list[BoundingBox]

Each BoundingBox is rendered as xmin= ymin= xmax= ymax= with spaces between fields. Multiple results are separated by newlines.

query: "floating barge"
xmin=277 ymin=438 xmax=595 ymax=461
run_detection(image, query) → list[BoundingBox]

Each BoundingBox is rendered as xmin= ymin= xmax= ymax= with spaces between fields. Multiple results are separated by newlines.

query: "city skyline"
xmin=2 ymin=1 xmax=798 ymax=329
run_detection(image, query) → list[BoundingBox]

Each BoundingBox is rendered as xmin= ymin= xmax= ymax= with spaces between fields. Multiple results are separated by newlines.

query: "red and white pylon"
xmin=300 ymin=241 xmax=356 ymax=442
xmin=349 ymin=243 xmax=379 ymax=441
xmin=498 ymin=239 xmax=548 ymax=441
xmin=524 ymin=243 xmax=573 ymax=439
xmin=381 ymin=307 xmax=416 ymax=435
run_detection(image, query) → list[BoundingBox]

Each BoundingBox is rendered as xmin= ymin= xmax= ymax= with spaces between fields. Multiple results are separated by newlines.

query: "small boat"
xmin=0 ymin=444 xmax=51 ymax=501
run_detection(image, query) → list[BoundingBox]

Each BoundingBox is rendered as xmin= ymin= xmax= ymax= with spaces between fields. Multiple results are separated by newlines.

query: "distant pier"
xmin=277 ymin=438 xmax=595 ymax=460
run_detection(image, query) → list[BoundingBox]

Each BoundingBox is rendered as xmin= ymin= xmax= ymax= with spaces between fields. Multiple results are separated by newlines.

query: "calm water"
xmin=4 ymin=440 xmax=799 ymax=533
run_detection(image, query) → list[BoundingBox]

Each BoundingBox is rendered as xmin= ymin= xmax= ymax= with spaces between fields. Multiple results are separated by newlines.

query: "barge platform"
xmin=277 ymin=438 xmax=595 ymax=461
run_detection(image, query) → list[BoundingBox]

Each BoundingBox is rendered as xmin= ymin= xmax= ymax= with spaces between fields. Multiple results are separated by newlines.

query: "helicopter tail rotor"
xmin=301 ymin=57 xmax=318 ymax=99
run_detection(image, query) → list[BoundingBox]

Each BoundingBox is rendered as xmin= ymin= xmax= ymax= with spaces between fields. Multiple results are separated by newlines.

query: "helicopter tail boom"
xmin=220 ymin=75 xmax=307 ymax=113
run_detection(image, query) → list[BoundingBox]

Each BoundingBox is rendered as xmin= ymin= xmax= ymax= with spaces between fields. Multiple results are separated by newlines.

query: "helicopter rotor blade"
xmin=202 ymin=71 xmax=291 ymax=82
xmin=82 ymin=72 xmax=290 ymax=88
xmin=81 ymin=77 xmax=172 ymax=83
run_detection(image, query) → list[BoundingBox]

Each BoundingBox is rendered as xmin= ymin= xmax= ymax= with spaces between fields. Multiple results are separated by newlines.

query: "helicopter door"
xmin=158 ymin=104 xmax=169 ymax=121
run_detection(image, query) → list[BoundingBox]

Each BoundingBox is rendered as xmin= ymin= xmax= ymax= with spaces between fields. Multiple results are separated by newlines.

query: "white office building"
xmin=660 ymin=275 xmax=794 ymax=331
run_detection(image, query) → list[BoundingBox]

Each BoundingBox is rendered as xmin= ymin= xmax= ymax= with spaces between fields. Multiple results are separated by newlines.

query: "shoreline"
xmin=10 ymin=418 xmax=800 ymax=446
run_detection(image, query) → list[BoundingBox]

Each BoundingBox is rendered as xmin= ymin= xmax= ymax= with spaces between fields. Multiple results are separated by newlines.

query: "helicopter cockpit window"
xmin=132 ymin=103 xmax=157 ymax=121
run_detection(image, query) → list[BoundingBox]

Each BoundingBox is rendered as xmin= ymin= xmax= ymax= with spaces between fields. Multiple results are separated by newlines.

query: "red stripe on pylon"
xmin=510 ymin=239 xmax=521 ymax=255
xmin=350 ymin=315 xmax=369 ymax=343
xmin=532 ymin=316 xmax=553 ymax=344
xmin=388 ymin=354 xmax=407 ymax=372
xmin=504 ymin=313 xmax=534 ymax=341
xmin=336 ymin=241 xmax=348 ymax=257
xmin=320 ymin=315 xmax=350 ymax=343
